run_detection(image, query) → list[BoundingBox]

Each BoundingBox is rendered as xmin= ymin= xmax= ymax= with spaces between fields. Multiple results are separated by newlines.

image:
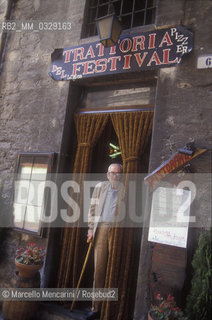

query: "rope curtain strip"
xmin=102 ymin=111 xmax=154 ymax=320
xmin=57 ymin=110 xmax=154 ymax=320
xmin=57 ymin=114 xmax=109 ymax=288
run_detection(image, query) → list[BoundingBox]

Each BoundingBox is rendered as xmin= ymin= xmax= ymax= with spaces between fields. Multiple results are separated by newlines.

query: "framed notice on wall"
xmin=148 ymin=187 xmax=192 ymax=248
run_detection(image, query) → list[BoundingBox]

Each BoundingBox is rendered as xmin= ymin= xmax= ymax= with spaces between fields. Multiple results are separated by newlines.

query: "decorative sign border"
xmin=49 ymin=25 xmax=193 ymax=81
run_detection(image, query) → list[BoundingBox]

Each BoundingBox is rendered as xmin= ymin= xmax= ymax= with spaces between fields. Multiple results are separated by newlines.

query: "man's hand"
xmin=87 ymin=233 xmax=93 ymax=243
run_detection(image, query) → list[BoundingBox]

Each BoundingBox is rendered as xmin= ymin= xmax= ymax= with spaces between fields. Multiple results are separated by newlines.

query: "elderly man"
xmin=86 ymin=163 xmax=123 ymax=320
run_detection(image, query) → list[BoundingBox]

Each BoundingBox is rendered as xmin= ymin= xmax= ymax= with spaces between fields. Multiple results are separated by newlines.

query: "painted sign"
xmin=197 ymin=54 xmax=212 ymax=69
xmin=49 ymin=25 xmax=193 ymax=81
xmin=144 ymin=148 xmax=207 ymax=191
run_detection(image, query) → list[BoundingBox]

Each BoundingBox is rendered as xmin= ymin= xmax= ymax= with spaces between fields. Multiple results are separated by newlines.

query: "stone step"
xmin=0 ymin=303 xmax=90 ymax=320
xmin=36 ymin=303 xmax=90 ymax=320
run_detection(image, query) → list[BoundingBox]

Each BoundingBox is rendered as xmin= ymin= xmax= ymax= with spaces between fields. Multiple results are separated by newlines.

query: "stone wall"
xmin=0 ymin=0 xmax=86 ymax=287
xmin=150 ymin=0 xmax=212 ymax=229
xmin=134 ymin=0 xmax=212 ymax=319
xmin=152 ymin=0 xmax=212 ymax=169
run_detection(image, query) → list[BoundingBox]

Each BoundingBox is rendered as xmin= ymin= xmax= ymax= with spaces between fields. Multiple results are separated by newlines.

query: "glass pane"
xmin=34 ymin=156 xmax=49 ymax=165
xmin=135 ymin=0 xmax=146 ymax=11
xmin=31 ymin=165 xmax=48 ymax=181
xmin=13 ymin=154 xmax=52 ymax=233
xmin=24 ymin=206 xmax=42 ymax=233
xmin=98 ymin=16 xmax=112 ymax=38
xmin=18 ymin=156 xmax=33 ymax=166
xmin=14 ymin=180 xmax=30 ymax=204
xmin=113 ymin=0 xmax=121 ymax=16
xmin=133 ymin=11 xmax=145 ymax=27
xmin=146 ymin=7 xmax=155 ymax=24
xmin=93 ymin=24 xmax=98 ymax=35
xmin=99 ymin=0 xmax=108 ymax=4
xmin=82 ymin=86 xmax=154 ymax=108
xmin=18 ymin=156 xmax=33 ymax=178
xmin=90 ymin=0 xmax=98 ymax=6
xmin=98 ymin=4 xmax=109 ymax=17
xmin=31 ymin=156 xmax=48 ymax=180
xmin=147 ymin=0 xmax=156 ymax=8
xmin=27 ymin=180 xmax=45 ymax=207
xmin=13 ymin=203 xmax=26 ymax=229
xmin=121 ymin=14 xmax=132 ymax=29
xmin=111 ymin=16 xmax=122 ymax=42
xmin=88 ymin=7 xmax=98 ymax=21
xmin=86 ymin=23 xmax=97 ymax=37
xmin=20 ymin=166 xmax=32 ymax=175
xmin=18 ymin=163 xmax=33 ymax=181
xmin=122 ymin=0 xmax=133 ymax=14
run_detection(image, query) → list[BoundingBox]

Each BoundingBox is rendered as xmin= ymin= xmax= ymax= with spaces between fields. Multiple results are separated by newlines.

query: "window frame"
xmin=81 ymin=0 xmax=157 ymax=39
xmin=12 ymin=152 xmax=55 ymax=237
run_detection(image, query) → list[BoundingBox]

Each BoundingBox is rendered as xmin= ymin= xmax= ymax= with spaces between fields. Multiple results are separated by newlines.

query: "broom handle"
xmin=71 ymin=241 xmax=93 ymax=310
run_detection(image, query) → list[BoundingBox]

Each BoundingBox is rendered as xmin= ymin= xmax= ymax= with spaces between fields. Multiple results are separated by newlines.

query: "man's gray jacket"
xmin=87 ymin=181 xmax=125 ymax=238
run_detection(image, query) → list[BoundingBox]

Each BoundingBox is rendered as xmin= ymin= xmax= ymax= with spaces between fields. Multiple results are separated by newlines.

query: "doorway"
xmin=55 ymin=109 xmax=154 ymax=319
xmin=76 ymin=113 xmax=152 ymax=311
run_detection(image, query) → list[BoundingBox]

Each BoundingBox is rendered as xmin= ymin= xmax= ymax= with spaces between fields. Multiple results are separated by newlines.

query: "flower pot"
xmin=15 ymin=259 xmax=42 ymax=278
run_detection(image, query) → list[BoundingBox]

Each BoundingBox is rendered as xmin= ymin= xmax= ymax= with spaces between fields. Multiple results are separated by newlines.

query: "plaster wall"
xmin=0 ymin=0 xmax=86 ymax=287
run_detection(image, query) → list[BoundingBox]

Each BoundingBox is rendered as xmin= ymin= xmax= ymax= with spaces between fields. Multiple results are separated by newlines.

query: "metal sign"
xmin=49 ymin=25 xmax=193 ymax=81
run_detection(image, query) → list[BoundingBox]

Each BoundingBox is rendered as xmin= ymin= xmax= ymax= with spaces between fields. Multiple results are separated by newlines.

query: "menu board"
xmin=148 ymin=187 xmax=191 ymax=248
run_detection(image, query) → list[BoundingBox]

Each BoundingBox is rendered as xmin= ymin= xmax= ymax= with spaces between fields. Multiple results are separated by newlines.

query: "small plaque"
xmin=197 ymin=54 xmax=212 ymax=69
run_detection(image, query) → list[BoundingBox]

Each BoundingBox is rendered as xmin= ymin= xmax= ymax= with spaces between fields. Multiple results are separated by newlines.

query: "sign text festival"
xmin=49 ymin=26 xmax=193 ymax=81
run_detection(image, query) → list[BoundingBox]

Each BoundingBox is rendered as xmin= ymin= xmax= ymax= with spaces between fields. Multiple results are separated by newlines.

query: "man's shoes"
xmin=86 ymin=311 xmax=100 ymax=320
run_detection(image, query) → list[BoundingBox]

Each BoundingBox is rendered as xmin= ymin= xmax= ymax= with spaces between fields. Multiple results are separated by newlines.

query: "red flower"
xmin=167 ymin=294 xmax=174 ymax=301
xmin=150 ymin=293 xmax=186 ymax=319
xmin=28 ymin=242 xmax=36 ymax=247
xmin=15 ymin=243 xmax=46 ymax=265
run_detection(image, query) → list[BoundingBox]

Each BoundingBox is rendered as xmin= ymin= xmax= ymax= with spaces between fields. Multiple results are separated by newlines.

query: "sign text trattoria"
xmin=49 ymin=26 xmax=193 ymax=81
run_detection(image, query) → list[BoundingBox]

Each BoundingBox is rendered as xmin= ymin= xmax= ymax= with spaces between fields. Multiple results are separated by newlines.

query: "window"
xmin=82 ymin=0 xmax=157 ymax=38
xmin=13 ymin=153 xmax=54 ymax=236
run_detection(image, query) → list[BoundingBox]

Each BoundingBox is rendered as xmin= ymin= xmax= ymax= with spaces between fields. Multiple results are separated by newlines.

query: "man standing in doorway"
xmin=86 ymin=163 xmax=123 ymax=320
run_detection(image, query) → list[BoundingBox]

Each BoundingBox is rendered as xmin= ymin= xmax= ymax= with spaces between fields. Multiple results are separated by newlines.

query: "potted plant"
xmin=149 ymin=293 xmax=188 ymax=320
xmin=15 ymin=242 xmax=46 ymax=278
xmin=185 ymin=229 xmax=212 ymax=320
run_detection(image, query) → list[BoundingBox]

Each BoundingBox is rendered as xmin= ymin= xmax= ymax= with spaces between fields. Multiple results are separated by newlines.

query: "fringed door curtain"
xmin=57 ymin=113 xmax=109 ymax=290
xmin=101 ymin=111 xmax=154 ymax=320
